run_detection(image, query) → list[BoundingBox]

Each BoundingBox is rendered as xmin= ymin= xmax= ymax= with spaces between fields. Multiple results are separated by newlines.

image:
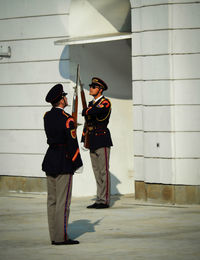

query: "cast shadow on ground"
xmin=69 ymin=218 xmax=104 ymax=239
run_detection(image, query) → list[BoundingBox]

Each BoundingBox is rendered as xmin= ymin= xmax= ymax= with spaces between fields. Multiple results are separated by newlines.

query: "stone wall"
xmin=131 ymin=0 xmax=200 ymax=204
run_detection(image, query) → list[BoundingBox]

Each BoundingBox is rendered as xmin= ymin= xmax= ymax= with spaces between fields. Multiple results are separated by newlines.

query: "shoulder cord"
xmin=96 ymin=103 xmax=111 ymax=122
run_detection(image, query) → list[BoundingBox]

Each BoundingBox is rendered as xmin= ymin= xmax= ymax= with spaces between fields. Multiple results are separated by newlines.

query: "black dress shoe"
xmin=96 ymin=203 xmax=109 ymax=209
xmin=54 ymin=239 xmax=79 ymax=245
xmin=87 ymin=202 xmax=99 ymax=209
xmin=51 ymin=241 xmax=55 ymax=245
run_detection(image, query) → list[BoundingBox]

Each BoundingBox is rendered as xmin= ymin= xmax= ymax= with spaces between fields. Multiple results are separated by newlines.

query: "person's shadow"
xmin=69 ymin=218 xmax=104 ymax=239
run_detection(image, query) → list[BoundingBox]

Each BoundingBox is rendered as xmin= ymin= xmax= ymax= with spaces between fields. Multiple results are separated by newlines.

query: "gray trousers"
xmin=47 ymin=174 xmax=73 ymax=243
xmin=90 ymin=147 xmax=111 ymax=205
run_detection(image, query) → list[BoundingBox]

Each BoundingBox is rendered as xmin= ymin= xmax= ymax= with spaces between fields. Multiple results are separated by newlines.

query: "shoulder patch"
xmin=66 ymin=117 xmax=75 ymax=129
xmin=102 ymin=99 xmax=110 ymax=108
xmin=97 ymin=104 xmax=104 ymax=108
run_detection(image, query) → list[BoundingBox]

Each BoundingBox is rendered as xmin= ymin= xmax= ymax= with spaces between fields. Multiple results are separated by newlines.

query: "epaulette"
xmin=99 ymin=97 xmax=110 ymax=104
xmin=98 ymin=98 xmax=105 ymax=105
xmin=62 ymin=110 xmax=70 ymax=118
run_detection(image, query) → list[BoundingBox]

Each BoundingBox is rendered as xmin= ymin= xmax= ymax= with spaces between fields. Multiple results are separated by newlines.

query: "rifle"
xmin=72 ymin=65 xmax=79 ymax=129
xmin=79 ymin=68 xmax=90 ymax=149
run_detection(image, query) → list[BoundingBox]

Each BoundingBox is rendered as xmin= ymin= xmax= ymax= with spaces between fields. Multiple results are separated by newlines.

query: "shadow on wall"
xmin=59 ymin=46 xmax=70 ymax=79
xmin=59 ymin=39 xmax=132 ymax=99
xmin=110 ymin=172 xmax=122 ymax=206
xmin=84 ymin=172 xmax=121 ymax=206
xmin=110 ymin=172 xmax=120 ymax=194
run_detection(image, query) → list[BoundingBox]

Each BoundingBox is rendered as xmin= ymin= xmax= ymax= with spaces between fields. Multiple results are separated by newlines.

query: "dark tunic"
xmin=42 ymin=107 xmax=83 ymax=176
xmin=82 ymin=96 xmax=113 ymax=151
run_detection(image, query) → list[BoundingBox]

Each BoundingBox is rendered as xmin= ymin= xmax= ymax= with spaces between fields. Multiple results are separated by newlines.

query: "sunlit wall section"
xmin=0 ymin=0 xmax=72 ymax=180
xmin=131 ymin=0 xmax=200 ymax=203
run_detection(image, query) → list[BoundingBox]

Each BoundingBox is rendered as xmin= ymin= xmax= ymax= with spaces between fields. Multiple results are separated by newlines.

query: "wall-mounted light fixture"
xmin=0 ymin=46 xmax=11 ymax=59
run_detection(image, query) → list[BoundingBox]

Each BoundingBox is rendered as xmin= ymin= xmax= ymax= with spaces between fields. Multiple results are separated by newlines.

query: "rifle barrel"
xmin=72 ymin=64 xmax=80 ymax=128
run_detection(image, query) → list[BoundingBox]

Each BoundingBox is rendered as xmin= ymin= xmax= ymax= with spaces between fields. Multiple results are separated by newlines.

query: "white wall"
xmin=0 ymin=0 xmax=71 ymax=178
xmin=131 ymin=0 xmax=200 ymax=185
xmin=0 ymin=0 xmax=134 ymax=196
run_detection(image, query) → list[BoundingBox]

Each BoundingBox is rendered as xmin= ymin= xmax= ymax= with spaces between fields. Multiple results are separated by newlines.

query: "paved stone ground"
xmin=0 ymin=192 xmax=200 ymax=260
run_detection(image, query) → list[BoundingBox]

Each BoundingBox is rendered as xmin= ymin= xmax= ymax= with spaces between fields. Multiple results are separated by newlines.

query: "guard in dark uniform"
xmin=42 ymin=83 xmax=83 ymax=245
xmin=82 ymin=77 xmax=113 ymax=209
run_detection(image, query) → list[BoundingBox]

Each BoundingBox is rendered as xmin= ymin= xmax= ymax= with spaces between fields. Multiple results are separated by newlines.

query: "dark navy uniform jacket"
xmin=42 ymin=107 xmax=83 ymax=176
xmin=82 ymin=96 xmax=113 ymax=151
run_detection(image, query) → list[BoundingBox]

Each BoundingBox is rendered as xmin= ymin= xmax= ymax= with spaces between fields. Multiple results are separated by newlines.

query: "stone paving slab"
xmin=0 ymin=192 xmax=200 ymax=260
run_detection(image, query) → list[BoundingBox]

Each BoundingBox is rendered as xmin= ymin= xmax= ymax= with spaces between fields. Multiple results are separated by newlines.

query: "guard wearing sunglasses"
xmin=82 ymin=77 xmax=113 ymax=209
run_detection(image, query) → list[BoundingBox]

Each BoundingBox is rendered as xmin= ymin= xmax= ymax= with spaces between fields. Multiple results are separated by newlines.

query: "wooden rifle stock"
xmin=79 ymin=74 xmax=90 ymax=149
xmin=72 ymin=65 xmax=79 ymax=129
xmin=80 ymin=80 xmax=87 ymax=109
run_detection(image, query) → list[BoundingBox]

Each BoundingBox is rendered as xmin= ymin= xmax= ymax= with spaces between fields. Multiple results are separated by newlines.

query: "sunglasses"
xmin=89 ymin=85 xmax=99 ymax=89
